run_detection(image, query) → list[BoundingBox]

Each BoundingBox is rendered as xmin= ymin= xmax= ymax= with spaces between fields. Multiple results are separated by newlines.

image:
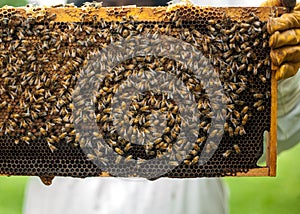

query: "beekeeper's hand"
xmin=261 ymin=0 xmax=300 ymax=80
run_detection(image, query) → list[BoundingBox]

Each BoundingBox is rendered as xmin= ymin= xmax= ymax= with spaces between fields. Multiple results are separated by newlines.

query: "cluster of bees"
xmin=0 ymin=4 xmax=271 ymax=176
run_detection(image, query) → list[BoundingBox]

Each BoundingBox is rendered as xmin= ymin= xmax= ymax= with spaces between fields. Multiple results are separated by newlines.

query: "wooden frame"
xmin=0 ymin=5 xmax=279 ymax=179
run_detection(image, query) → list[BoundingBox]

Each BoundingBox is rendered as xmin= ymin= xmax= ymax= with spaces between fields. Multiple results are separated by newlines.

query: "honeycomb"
xmin=0 ymin=4 xmax=278 ymax=183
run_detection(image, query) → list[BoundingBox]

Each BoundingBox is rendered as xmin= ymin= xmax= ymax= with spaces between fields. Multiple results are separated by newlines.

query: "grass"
xmin=0 ymin=144 xmax=300 ymax=214
xmin=226 ymin=143 xmax=300 ymax=214
xmin=0 ymin=0 xmax=28 ymax=7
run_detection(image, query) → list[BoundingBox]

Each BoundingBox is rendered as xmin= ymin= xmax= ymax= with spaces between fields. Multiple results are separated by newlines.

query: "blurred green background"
xmin=0 ymin=143 xmax=299 ymax=214
xmin=0 ymin=0 xmax=28 ymax=7
xmin=226 ymin=143 xmax=300 ymax=214
xmin=0 ymin=0 xmax=30 ymax=212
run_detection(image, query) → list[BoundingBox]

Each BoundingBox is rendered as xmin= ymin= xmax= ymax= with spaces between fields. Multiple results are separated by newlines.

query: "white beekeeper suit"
xmin=24 ymin=1 xmax=300 ymax=214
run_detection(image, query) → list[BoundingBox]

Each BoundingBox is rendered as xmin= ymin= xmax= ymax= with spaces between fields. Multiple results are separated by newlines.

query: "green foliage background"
xmin=226 ymin=143 xmax=300 ymax=214
xmin=0 ymin=0 xmax=28 ymax=7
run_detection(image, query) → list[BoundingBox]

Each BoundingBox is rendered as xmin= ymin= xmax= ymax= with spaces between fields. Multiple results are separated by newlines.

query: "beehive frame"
xmin=0 ymin=4 xmax=280 ymax=183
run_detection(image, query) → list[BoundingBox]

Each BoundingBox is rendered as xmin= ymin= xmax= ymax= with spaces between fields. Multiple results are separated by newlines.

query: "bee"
xmin=190 ymin=149 xmax=198 ymax=156
xmin=48 ymin=13 xmax=57 ymax=21
xmin=208 ymin=20 xmax=215 ymax=25
xmin=124 ymin=143 xmax=131 ymax=152
xmin=191 ymin=156 xmax=199 ymax=165
xmin=183 ymin=159 xmax=191 ymax=165
xmin=163 ymin=135 xmax=172 ymax=143
xmin=51 ymin=117 xmax=62 ymax=124
xmin=223 ymin=50 xmax=233 ymax=59
xmin=192 ymin=142 xmax=201 ymax=151
xmin=124 ymin=155 xmax=133 ymax=162
xmin=232 ymin=110 xmax=240 ymax=119
xmin=48 ymin=143 xmax=57 ymax=153
xmin=202 ymin=40 xmax=209 ymax=52
xmin=115 ymin=147 xmax=124 ymax=155
xmin=87 ymin=154 xmax=97 ymax=161
xmin=233 ymin=144 xmax=241 ymax=153
xmin=242 ymin=114 xmax=249 ymax=125
xmin=257 ymin=106 xmax=265 ymax=111
xmin=254 ymin=93 xmax=264 ymax=99
xmin=0 ymin=101 xmax=7 ymax=109
xmin=210 ymin=129 xmax=218 ymax=137
xmin=175 ymin=18 xmax=183 ymax=27
xmin=203 ymin=123 xmax=211 ymax=132
xmin=228 ymin=127 xmax=234 ymax=137
xmin=75 ymin=133 xmax=80 ymax=143
xmin=239 ymin=126 xmax=246 ymax=135
xmin=259 ymin=75 xmax=267 ymax=83
xmin=59 ymin=132 xmax=67 ymax=139
xmin=205 ymin=141 xmax=218 ymax=153
xmin=29 ymin=110 xmax=38 ymax=120
xmin=247 ymin=64 xmax=253 ymax=72
xmin=100 ymin=157 xmax=109 ymax=165
xmin=51 ymin=135 xmax=59 ymax=143
xmin=136 ymin=23 xmax=144 ymax=32
xmin=224 ymin=122 xmax=229 ymax=132
xmin=253 ymin=39 xmax=260 ymax=47
xmin=225 ymin=55 xmax=235 ymax=63
xmin=235 ymin=100 xmax=245 ymax=106
xmin=227 ymin=104 xmax=235 ymax=112
xmin=10 ymin=113 xmax=20 ymax=120
xmin=253 ymin=21 xmax=261 ymax=27
xmin=253 ymin=66 xmax=258 ymax=75
xmin=21 ymin=136 xmax=31 ymax=144
xmin=237 ymin=64 xmax=246 ymax=72
xmin=115 ymin=156 xmax=122 ymax=164
xmin=28 ymin=132 xmax=36 ymax=141
xmin=234 ymin=126 xmax=240 ymax=136
xmin=254 ymin=100 xmax=263 ymax=108
xmin=14 ymin=139 xmax=20 ymax=145
xmin=39 ymin=127 xmax=47 ymax=136
xmin=222 ymin=150 xmax=232 ymax=158
xmin=169 ymin=161 xmax=179 ymax=167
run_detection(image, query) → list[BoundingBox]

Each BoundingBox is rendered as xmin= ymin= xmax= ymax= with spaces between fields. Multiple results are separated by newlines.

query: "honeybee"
xmin=254 ymin=100 xmax=263 ymax=108
xmin=59 ymin=132 xmax=67 ymax=139
xmin=115 ymin=147 xmax=124 ymax=155
xmin=257 ymin=106 xmax=265 ymax=111
xmin=222 ymin=150 xmax=232 ymax=158
xmin=239 ymin=126 xmax=246 ymax=135
xmin=234 ymin=126 xmax=240 ymax=136
xmin=169 ymin=161 xmax=179 ymax=166
xmin=233 ymin=144 xmax=241 ymax=153
xmin=254 ymin=93 xmax=264 ymax=99
xmin=124 ymin=155 xmax=133 ymax=162
xmin=21 ymin=136 xmax=31 ymax=144
xmin=51 ymin=135 xmax=59 ymax=143
xmin=115 ymin=156 xmax=122 ymax=164
xmin=228 ymin=127 xmax=234 ymax=137
xmin=242 ymin=114 xmax=249 ymax=125
xmin=48 ymin=143 xmax=57 ymax=153
xmin=233 ymin=110 xmax=240 ymax=119
xmin=259 ymin=75 xmax=267 ymax=83
xmin=0 ymin=101 xmax=7 ymax=109
xmin=191 ymin=156 xmax=199 ymax=165
xmin=87 ymin=153 xmax=97 ymax=161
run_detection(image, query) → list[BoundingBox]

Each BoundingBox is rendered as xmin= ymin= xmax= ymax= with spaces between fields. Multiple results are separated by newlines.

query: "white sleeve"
xmin=277 ymin=71 xmax=300 ymax=154
xmin=24 ymin=177 xmax=228 ymax=214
